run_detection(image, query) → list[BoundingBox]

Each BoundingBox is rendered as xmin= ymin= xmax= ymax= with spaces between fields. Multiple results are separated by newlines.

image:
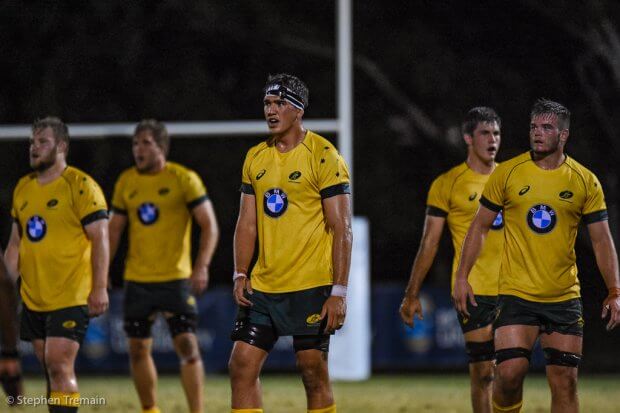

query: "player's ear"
xmin=297 ymin=108 xmax=304 ymax=121
xmin=57 ymin=140 xmax=68 ymax=155
xmin=463 ymin=134 xmax=473 ymax=146
xmin=559 ymin=129 xmax=569 ymax=143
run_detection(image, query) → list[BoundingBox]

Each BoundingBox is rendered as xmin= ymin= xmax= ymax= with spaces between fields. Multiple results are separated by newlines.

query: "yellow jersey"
xmin=481 ymin=152 xmax=607 ymax=302
xmin=111 ymin=162 xmax=208 ymax=282
xmin=426 ymin=162 xmax=503 ymax=295
xmin=11 ymin=167 xmax=108 ymax=311
xmin=240 ymin=131 xmax=350 ymax=293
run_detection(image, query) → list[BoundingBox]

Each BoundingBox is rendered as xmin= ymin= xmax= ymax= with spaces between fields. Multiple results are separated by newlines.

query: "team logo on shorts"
xmin=62 ymin=320 xmax=77 ymax=329
xmin=138 ymin=202 xmax=159 ymax=225
xmin=491 ymin=210 xmax=504 ymax=230
xmin=26 ymin=215 xmax=47 ymax=242
xmin=306 ymin=314 xmax=322 ymax=326
xmin=527 ymin=204 xmax=557 ymax=234
xmin=264 ymin=188 xmax=288 ymax=218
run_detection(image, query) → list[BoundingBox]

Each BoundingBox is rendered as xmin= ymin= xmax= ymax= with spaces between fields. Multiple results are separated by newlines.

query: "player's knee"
xmin=543 ymin=347 xmax=581 ymax=368
xmin=472 ymin=367 xmax=495 ymax=388
xmin=228 ymin=353 xmax=257 ymax=383
xmin=297 ymin=355 xmax=328 ymax=391
xmin=466 ymin=340 xmax=495 ymax=364
xmin=45 ymin=360 xmax=72 ymax=382
xmin=174 ymin=334 xmax=201 ymax=365
xmin=128 ymin=339 xmax=151 ymax=360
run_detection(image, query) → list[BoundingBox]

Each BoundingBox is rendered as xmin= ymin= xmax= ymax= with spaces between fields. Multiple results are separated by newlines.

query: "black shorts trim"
xmin=426 ymin=205 xmax=448 ymax=218
xmin=81 ymin=209 xmax=109 ymax=226
xmin=480 ymin=196 xmax=502 ymax=213
xmin=320 ymin=183 xmax=351 ymax=199
xmin=240 ymin=183 xmax=255 ymax=195
xmin=583 ymin=209 xmax=608 ymax=224
xmin=187 ymin=194 xmax=209 ymax=210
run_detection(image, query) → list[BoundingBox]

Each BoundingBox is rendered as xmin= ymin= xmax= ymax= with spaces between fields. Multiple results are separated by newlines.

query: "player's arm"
xmin=108 ymin=211 xmax=127 ymax=263
xmin=190 ymin=200 xmax=220 ymax=294
xmin=3 ymin=222 xmax=21 ymax=282
xmin=452 ymin=204 xmax=496 ymax=316
xmin=587 ymin=219 xmax=620 ymax=330
xmin=84 ymin=218 xmax=110 ymax=316
xmin=233 ymin=193 xmax=257 ymax=307
xmin=399 ymin=214 xmax=446 ymax=327
xmin=321 ymin=193 xmax=353 ymax=333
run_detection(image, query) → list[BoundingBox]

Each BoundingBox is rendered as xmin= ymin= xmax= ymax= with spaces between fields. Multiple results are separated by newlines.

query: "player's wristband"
xmin=331 ymin=284 xmax=347 ymax=298
xmin=233 ymin=272 xmax=247 ymax=282
xmin=0 ymin=349 xmax=19 ymax=359
xmin=607 ymin=287 xmax=620 ymax=298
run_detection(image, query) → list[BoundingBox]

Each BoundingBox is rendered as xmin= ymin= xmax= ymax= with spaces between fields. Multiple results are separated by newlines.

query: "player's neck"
xmin=466 ymin=155 xmax=495 ymax=175
xmin=36 ymin=159 xmax=67 ymax=184
xmin=274 ymin=127 xmax=306 ymax=153
xmin=139 ymin=158 xmax=166 ymax=175
xmin=531 ymin=150 xmax=566 ymax=170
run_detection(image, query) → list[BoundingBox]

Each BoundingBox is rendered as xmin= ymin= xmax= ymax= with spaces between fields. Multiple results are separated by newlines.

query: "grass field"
xmin=7 ymin=373 xmax=620 ymax=412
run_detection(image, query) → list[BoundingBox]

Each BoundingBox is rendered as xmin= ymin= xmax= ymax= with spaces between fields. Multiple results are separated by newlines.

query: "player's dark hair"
xmin=134 ymin=119 xmax=170 ymax=156
xmin=264 ymin=73 xmax=309 ymax=109
xmin=461 ymin=107 xmax=501 ymax=136
xmin=32 ymin=116 xmax=70 ymax=155
xmin=530 ymin=98 xmax=570 ymax=130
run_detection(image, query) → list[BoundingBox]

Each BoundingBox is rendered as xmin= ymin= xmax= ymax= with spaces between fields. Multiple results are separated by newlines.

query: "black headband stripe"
xmin=265 ymin=84 xmax=305 ymax=110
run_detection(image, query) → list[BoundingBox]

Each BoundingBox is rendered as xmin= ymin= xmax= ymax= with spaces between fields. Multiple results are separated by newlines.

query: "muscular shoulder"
xmin=434 ymin=162 xmax=469 ymax=185
xmin=62 ymin=166 xmax=100 ymax=188
xmin=165 ymin=161 xmax=199 ymax=180
xmin=304 ymin=131 xmax=339 ymax=161
xmin=494 ymin=152 xmax=531 ymax=175
xmin=13 ymin=172 xmax=37 ymax=196
xmin=246 ymin=140 xmax=270 ymax=159
xmin=115 ymin=166 xmax=138 ymax=186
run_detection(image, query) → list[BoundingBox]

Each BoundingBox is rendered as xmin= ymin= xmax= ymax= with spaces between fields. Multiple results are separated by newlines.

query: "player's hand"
xmin=320 ymin=296 xmax=347 ymax=333
xmin=233 ymin=276 xmax=253 ymax=307
xmin=452 ymin=278 xmax=476 ymax=317
xmin=190 ymin=266 xmax=209 ymax=295
xmin=601 ymin=295 xmax=620 ymax=331
xmin=399 ymin=295 xmax=423 ymax=328
xmin=88 ymin=287 xmax=109 ymax=317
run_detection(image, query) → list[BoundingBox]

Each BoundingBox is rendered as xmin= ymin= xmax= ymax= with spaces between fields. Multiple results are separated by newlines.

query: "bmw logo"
xmin=26 ymin=215 xmax=47 ymax=242
xmin=527 ymin=204 xmax=557 ymax=234
xmin=264 ymin=188 xmax=288 ymax=218
xmin=491 ymin=211 xmax=504 ymax=230
xmin=138 ymin=202 xmax=159 ymax=225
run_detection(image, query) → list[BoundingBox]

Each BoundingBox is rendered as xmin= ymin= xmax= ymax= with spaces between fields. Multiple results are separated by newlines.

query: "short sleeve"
xmin=480 ymin=166 xmax=505 ymax=213
xmin=183 ymin=170 xmax=208 ymax=209
xmin=582 ymin=172 xmax=608 ymax=224
xmin=240 ymin=149 xmax=255 ymax=195
xmin=111 ymin=173 xmax=127 ymax=214
xmin=318 ymin=148 xmax=351 ymax=199
xmin=426 ymin=175 xmax=448 ymax=217
xmin=75 ymin=176 xmax=108 ymax=226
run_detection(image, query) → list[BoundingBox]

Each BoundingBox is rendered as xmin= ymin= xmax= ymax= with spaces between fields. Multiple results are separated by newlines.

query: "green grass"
xmin=7 ymin=373 xmax=620 ymax=412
